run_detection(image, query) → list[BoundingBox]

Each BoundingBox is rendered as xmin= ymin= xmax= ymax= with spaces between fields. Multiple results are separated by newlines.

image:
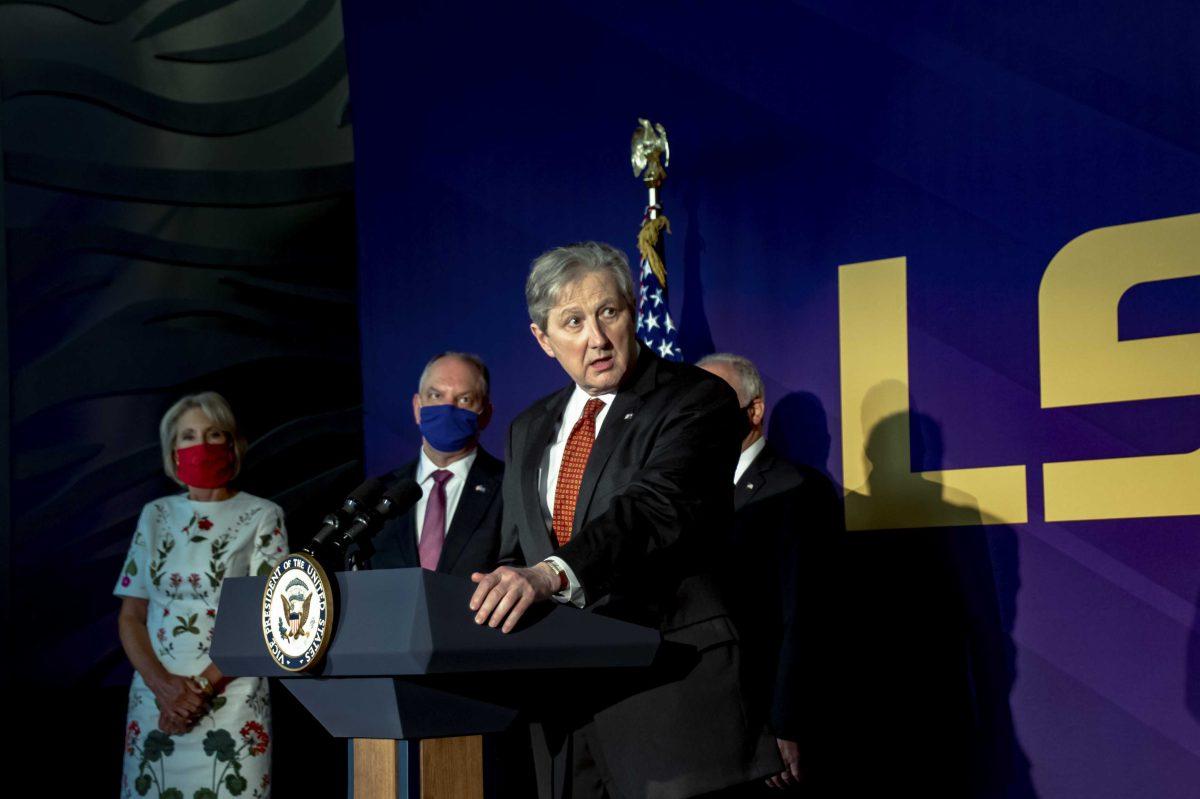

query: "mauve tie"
xmin=418 ymin=469 xmax=453 ymax=570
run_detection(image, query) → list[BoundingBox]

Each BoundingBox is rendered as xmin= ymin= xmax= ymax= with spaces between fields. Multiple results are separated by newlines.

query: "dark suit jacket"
xmin=726 ymin=443 xmax=840 ymax=746
xmin=370 ymin=446 xmax=504 ymax=576
xmin=499 ymin=348 xmax=779 ymax=799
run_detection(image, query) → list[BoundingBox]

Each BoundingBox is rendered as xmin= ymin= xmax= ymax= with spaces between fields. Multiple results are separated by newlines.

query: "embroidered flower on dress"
xmin=156 ymin=628 xmax=167 ymax=643
xmin=206 ymin=608 xmax=216 ymax=617
xmin=240 ymin=721 xmax=270 ymax=755
xmin=188 ymin=573 xmax=201 ymax=588
xmin=121 ymin=575 xmax=131 ymax=587
xmin=197 ymin=517 xmax=213 ymax=531
xmin=169 ymin=573 xmax=182 ymax=588
xmin=125 ymin=720 xmax=141 ymax=754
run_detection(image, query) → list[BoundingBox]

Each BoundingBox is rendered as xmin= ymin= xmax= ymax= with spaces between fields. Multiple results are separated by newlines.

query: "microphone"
xmin=335 ymin=478 xmax=423 ymax=548
xmin=304 ymin=478 xmax=423 ymax=567
xmin=303 ymin=477 xmax=387 ymax=558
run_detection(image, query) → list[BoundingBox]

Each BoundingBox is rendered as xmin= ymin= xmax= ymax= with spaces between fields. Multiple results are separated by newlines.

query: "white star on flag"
xmin=665 ymin=315 xmax=676 ymax=334
xmin=651 ymin=288 xmax=663 ymax=308
xmin=644 ymin=313 xmax=660 ymax=331
xmin=657 ymin=340 xmax=675 ymax=358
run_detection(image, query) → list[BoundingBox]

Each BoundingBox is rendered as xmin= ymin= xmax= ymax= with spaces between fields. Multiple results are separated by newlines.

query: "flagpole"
xmin=631 ymin=119 xmax=681 ymax=361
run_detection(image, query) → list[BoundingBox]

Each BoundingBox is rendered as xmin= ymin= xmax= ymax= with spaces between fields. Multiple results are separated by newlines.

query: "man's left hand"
xmin=765 ymin=737 xmax=804 ymax=790
xmin=469 ymin=564 xmax=559 ymax=633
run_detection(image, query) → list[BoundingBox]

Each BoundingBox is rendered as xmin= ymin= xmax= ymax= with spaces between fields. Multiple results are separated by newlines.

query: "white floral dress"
xmin=114 ymin=492 xmax=288 ymax=799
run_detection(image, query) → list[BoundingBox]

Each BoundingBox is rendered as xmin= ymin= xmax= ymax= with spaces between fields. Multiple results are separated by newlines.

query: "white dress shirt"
xmin=414 ymin=447 xmax=477 ymax=544
xmin=541 ymin=385 xmax=615 ymax=606
xmin=734 ymin=437 xmax=767 ymax=484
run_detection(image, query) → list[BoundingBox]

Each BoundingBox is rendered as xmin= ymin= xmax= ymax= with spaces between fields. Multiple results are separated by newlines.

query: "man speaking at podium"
xmin=469 ymin=242 xmax=777 ymax=798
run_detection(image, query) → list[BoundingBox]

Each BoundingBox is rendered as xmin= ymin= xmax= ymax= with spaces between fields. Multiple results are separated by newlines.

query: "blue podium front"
xmin=211 ymin=568 xmax=662 ymax=798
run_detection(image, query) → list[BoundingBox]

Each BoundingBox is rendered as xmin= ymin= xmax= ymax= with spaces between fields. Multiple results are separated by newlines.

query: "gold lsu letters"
xmin=838 ymin=212 xmax=1200 ymax=530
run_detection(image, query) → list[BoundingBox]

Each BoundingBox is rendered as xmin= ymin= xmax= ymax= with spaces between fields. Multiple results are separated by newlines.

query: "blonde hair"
xmin=159 ymin=392 xmax=245 ymax=486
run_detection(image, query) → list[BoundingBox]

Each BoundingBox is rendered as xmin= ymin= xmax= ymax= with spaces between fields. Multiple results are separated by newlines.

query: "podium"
xmin=211 ymin=568 xmax=661 ymax=798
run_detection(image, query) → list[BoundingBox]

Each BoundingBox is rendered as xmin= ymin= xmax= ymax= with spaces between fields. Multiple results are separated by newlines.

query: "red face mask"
xmin=176 ymin=442 xmax=236 ymax=489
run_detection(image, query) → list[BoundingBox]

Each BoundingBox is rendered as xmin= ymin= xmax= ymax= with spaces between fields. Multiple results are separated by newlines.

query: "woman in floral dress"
xmin=115 ymin=392 xmax=288 ymax=799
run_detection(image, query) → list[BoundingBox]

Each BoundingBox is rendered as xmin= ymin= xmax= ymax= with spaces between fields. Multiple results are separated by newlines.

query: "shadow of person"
xmin=834 ymin=404 xmax=1036 ymax=797
xmin=767 ymin=391 xmax=835 ymax=485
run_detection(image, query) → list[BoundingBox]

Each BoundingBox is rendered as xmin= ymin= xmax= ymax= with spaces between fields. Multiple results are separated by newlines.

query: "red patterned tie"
xmin=552 ymin=398 xmax=605 ymax=547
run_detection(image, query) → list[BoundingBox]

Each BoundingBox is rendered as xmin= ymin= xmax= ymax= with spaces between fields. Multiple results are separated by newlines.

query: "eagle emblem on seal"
xmin=280 ymin=577 xmax=313 ymax=639
xmin=262 ymin=552 xmax=334 ymax=672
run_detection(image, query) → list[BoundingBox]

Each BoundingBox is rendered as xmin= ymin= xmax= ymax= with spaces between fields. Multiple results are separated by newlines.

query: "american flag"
xmin=635 ymin=207 xmax=682 ymax=361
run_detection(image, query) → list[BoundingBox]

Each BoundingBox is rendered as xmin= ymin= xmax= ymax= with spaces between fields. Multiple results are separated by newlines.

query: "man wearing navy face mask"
xmin=370 ymin=352 xmax=505 ymax=576
xmin=371 ymin=352 xmax=535 ymax=796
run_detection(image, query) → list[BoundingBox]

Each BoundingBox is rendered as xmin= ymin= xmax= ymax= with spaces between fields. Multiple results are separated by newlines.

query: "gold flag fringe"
xmin=637 ymin=214 xmax=672 ymax=288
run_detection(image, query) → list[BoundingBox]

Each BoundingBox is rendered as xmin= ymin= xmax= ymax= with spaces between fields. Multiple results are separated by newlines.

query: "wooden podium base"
xmin=353 ymin=736 xmax=483 ymax=799
xmin=420 ymin=736 xmax=484 ymax=798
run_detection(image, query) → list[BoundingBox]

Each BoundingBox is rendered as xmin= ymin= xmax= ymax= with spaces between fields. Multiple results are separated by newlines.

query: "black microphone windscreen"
xmin=378 ymin=478 xmax=422 ymax=517
xmin=345 ymin=477 xmax=386 ymax=508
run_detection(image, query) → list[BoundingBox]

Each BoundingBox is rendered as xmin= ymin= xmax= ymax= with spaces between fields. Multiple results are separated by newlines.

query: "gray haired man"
xmin=469 ymin=243 xmax=779 ymax=798
xmin=698 ymin=353 xmax=841 ymax=794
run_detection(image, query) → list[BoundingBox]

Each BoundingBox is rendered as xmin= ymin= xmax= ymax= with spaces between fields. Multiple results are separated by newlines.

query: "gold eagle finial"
xmin=631 ymin=118 xmax=670 ymax=188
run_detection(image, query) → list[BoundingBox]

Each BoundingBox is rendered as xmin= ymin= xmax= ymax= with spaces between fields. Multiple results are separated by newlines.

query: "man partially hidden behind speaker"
xmin=699 ymin=353 xmax=842 ymax=795
xmin=468 ymin=242 xmax=779 ymax=799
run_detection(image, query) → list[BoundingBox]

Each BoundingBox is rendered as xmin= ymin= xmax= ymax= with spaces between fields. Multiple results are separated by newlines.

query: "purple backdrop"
xmin=342 ymin=2 xmax=1200 ymax=795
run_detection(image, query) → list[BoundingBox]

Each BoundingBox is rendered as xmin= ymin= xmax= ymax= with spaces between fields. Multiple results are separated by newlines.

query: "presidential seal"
xmin=261 ymin=553 xmax=333 ymax=672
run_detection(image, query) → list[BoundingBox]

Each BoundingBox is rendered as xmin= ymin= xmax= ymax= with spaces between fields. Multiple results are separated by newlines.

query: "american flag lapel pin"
xmin=474 ymin=484 xmax=487 ymax=493
xmin=623 ymin=412 xmax=634 ymax=420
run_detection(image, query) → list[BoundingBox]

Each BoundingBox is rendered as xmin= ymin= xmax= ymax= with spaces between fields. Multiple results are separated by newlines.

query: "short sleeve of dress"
xmin=114 ymin=503 xmax=154 ymax=599
xmin=250 ymin=502 xmax=288 ymax=577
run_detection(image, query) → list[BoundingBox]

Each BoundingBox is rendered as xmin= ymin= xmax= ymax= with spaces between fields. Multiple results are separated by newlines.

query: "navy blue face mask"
xmin=419 ymin=404 xmax=480 ymax=452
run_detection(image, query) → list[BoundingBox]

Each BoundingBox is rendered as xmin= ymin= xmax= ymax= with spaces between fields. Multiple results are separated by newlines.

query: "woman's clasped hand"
xmin=151 ymin=674 xmax=211 ymax=733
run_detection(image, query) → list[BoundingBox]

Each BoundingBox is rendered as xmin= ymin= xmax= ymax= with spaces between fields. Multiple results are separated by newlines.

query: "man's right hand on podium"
xmin=468 ymin=562 xmax=560 ymax=633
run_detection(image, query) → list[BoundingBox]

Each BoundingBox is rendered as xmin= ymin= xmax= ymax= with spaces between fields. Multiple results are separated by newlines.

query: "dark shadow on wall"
xmin=826 ymin=386 xmax=1035 ymax=797
xmin=838 ymin=407 xmax=1035 ymax=797
xmin=767 ymin=391 xmax=835 ymax=486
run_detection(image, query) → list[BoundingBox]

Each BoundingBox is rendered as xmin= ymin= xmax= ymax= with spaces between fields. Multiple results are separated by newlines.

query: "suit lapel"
xmin=438 ymin=451 xmax=501 ymax=572
xmin=521 ymin=388 xmax=571 ymax=561
xmin=734 ymin=445 xmax=774 ymax=511
xmin=572 ymin=349 xmax=657 ymax=535
xmin=395 ymin=509 xmax=419 ymax=564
